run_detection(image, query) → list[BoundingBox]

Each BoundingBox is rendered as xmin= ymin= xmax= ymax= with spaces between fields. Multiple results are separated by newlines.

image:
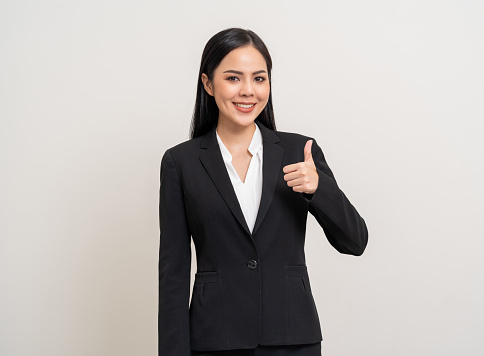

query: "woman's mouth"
xmin=233 ymin=102 xmax=256 ymax=113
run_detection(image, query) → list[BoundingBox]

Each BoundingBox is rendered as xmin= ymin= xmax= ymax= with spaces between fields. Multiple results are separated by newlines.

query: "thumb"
xmin=304 ymin=140 xmax=313 ymax=162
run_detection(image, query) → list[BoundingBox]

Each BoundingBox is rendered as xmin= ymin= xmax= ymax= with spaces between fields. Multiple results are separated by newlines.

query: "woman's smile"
xmin=233 ymin=102 xmax=256 ymax=113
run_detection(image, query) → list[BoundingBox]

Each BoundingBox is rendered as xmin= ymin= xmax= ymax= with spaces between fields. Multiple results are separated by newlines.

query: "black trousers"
xmin=191 ymin=342 xmax=321 ymax=356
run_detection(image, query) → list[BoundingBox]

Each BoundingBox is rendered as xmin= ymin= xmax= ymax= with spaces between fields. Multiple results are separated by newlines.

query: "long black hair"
xmin=189 ymin=28 xmax=276 ymax=139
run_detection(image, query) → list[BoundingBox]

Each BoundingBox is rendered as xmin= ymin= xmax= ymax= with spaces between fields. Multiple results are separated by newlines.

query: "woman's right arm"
xmin=158 ymin=148 xmax=192 ymax=355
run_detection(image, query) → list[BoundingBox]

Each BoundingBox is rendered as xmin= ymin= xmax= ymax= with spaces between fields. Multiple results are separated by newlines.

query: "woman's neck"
xmin=216 ymin=120 xmax=257 ymax=153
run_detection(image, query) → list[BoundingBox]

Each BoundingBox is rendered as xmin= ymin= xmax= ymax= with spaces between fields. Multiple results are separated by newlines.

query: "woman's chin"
xmin=219 ymin=117 xmax=258 ymax=129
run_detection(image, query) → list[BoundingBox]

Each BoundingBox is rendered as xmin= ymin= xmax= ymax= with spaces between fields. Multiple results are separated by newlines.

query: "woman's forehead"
xmin=216 ymin=46 xmax=267 ymax=73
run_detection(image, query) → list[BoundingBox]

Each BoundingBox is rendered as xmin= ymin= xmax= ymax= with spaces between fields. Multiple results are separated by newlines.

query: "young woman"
xmin=158 ymin=28 xmax=368 ymax=356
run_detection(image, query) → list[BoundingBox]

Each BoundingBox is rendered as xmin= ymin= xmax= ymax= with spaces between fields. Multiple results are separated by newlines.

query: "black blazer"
xmin=158 ymin=120 xmax=368 ymax=355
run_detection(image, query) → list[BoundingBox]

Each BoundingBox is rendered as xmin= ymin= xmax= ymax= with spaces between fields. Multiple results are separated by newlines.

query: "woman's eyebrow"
xmin=223 ymin=70 xmax=267 ymax=75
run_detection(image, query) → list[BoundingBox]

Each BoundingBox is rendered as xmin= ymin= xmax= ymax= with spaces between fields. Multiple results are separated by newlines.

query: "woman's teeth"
xmin=234 ymin=103 xmax=255 ymax=108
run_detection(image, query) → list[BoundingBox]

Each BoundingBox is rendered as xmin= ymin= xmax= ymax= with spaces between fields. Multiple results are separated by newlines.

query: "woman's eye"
xmin=255 ymin=77 xmax=266 ymax=82
xmin=227 ymin=76 xmax=239 ymax=81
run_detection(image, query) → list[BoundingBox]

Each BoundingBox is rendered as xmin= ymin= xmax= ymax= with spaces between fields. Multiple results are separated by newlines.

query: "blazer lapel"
xmin=199 ymin=121 xmax=284 ymax=238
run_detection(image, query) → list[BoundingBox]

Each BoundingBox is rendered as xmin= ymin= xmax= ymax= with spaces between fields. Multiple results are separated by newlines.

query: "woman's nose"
xmin=239 ymin=80 xmax=254 ymax=97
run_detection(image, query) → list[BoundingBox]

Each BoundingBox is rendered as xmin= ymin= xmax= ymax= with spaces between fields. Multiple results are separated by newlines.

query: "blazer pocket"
xmin=189 ymin=271 xmax=224 ymax=341
xmin=286 ymin=265 xmax=322 ymax=342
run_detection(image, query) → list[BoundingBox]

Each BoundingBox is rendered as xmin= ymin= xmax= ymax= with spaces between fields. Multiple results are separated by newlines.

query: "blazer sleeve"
xmin=302 ymin=139 xmax=368 ymax=256
xmin=158 ymin=148 xmax=192 ymax=355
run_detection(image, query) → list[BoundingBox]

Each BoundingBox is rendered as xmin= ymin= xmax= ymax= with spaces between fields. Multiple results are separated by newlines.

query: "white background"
xmin=1 ymin=1 xmax=483 ymax=355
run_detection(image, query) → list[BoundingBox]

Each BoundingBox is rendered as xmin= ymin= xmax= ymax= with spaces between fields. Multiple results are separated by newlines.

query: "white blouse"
xmin=216 ymin=122 xmax=263 ymax=233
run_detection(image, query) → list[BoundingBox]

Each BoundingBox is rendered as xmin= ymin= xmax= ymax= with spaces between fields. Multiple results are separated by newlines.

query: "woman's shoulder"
xmin=161 ymin=135 xmax=203 ymax=161
xmin=161 ymin=125 xmax=322 ymax=163
xmin=275 ymin=128 xmax=313 ymax=140
xmin=273 ymin=127 xmax=319 ymax=147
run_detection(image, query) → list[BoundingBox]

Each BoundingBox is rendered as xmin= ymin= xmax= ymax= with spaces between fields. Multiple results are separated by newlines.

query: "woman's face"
xmin=201 ymin=45 xmax=270 ymax=130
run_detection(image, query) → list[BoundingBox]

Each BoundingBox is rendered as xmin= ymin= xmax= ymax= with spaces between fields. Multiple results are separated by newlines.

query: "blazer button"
xmin=247 ymin=260 xmax=258 ymax=269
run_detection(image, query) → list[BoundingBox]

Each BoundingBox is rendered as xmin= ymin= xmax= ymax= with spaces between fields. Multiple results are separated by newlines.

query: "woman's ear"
xmin=201 ymin=73 xmax=214 ymax=96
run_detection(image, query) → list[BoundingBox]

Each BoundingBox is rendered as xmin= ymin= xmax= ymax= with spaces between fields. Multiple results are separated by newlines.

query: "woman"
xmin=158 ymin=28 xmax=368 ymax=356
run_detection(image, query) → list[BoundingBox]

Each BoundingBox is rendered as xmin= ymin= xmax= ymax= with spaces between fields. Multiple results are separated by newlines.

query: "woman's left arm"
xmin=284 ymin=139 xmax=368 ymax=256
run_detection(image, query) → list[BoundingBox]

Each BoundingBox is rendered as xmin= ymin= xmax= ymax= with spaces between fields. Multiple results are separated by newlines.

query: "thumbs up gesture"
xmin=283 ymin=140 xmax=319 ymax=194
